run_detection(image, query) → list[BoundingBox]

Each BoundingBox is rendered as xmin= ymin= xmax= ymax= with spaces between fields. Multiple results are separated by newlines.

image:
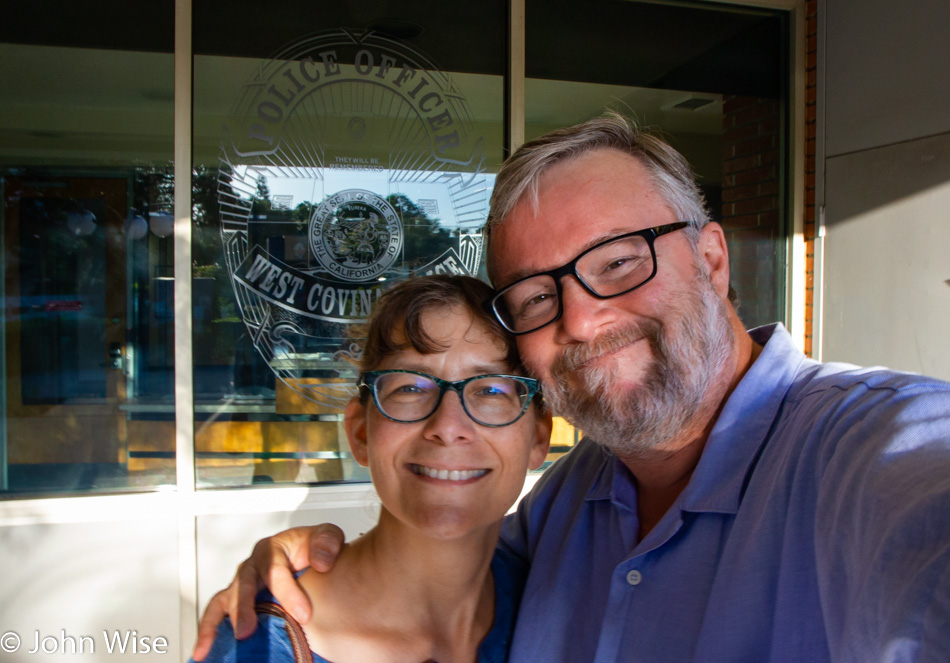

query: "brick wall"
xmin=720 ymin=96 xmax=782 ymax=328
xmin=721 ymin=1 xmax=819 ymax=352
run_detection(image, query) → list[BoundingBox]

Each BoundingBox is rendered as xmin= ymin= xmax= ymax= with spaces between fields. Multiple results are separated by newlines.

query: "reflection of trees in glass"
xmin=250 ymin=175 xmax=271 ymax=218
xmin=187 ymin=173 xmax=464 ymax=370
xmin=192 ymin=166 xmax=241 ymax=365
xmin=385 ymin=193 xmax=456 ymax=271
xmin=132 ymin=167 xmax=175 ymax=221
xmin=190 ymin=171 xmax=312 ymax=368
xmin=293 ymin=201 xmax=314 ymax=221
xmin=193 ymin=165 xmax=225 ymax=269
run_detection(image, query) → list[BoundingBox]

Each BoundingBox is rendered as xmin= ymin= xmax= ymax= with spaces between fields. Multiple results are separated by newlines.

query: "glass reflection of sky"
xmin=250 ymin=167 xmax=496 ymax=230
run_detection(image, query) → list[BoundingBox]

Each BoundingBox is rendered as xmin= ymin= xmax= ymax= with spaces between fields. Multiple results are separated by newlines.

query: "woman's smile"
xmin=409 ymin=463 xmax=491 ymax=482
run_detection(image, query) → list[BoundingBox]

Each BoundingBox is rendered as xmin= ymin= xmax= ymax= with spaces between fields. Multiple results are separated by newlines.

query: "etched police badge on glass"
xmin=217 ymin=28 xmax=489 ymax=408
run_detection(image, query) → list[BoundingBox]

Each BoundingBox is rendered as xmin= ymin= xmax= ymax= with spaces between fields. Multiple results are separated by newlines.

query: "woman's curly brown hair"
xmin=351 ymin=275 xmax=525 ymax=404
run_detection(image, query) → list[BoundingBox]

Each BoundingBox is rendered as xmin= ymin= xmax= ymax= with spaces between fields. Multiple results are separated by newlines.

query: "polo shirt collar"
xmin=680 ymin=323 xmax=805 ymax=514
xmin=584 ymin=441 xmax=625 ymax=503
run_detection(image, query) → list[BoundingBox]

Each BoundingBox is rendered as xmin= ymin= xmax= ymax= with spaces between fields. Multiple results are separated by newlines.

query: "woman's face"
xmin=345 ymin=305 xmax=551 ymax=541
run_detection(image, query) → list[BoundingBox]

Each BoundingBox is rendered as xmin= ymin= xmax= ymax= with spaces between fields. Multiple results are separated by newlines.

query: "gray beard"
xmin=541 ymin=274 xmax=735 ymax=457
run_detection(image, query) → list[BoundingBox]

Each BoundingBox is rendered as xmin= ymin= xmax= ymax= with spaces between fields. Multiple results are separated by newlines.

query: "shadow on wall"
xmin=821 ymin=131 xmax=950 ymax=380
xmin=824 ymin=131 xmax=950 ymax=226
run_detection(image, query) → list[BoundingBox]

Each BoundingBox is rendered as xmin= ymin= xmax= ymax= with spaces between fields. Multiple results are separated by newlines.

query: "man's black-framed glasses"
xmin=359 ymin=370 xmax=541 ymax=427
xmin=486 ymin=222 xmax=690 ymax=335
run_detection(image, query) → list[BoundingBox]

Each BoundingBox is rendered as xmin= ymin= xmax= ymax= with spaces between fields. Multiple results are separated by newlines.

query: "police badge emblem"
xmin=218 ymin=29 xmax=488 ymax=407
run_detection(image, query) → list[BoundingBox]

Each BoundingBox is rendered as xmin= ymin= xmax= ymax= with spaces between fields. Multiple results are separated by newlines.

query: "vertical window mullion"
xmin=174 ymin=0 xmax=195 ymax=494
xmin=173 ymin=0 xmax=198 ymax=656
xmin=509 ymin=0 xmax=526 ymax=154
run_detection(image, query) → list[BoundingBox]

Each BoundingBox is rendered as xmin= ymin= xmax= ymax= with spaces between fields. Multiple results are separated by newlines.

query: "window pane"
xmin=192 ymin=0 xmax=506 ymax=487
xmin=0 ymin=2 xmax=176 ymax=495
xmin=526 ymin=0 xmax=789 ymax=328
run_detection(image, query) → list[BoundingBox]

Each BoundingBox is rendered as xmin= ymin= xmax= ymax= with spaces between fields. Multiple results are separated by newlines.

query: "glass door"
xmin=3 ymin=176 xmax=133 ymax=492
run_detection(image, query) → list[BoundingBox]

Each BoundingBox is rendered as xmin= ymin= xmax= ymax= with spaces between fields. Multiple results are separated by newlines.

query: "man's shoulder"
xmin=766 ymin=360 xmax=950 ymax=485
xmin=787 ymin=359 xmax=950 ymax=410
xmin=736 ymin=324 xmax=950 ymax=480
xmin=748 ymin=323 xmax=950 ymax=412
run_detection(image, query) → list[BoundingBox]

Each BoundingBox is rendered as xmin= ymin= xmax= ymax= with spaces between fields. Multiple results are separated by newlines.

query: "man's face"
xmin=489 ymin=148 xmax=736 ymax=455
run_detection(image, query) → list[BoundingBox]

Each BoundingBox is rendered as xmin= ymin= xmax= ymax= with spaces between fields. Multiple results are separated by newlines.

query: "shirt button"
xmin=626 ymin=569 xmax=643 ymax=586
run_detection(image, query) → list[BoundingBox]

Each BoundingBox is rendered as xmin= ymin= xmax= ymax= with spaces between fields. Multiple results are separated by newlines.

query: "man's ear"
xmin=528 ymin=409 xmax=553 ymax=471
xmin=344 ymin=397 xmax=370 ymax=467
xmin=698 ymin=222 xmax=730 ymax=298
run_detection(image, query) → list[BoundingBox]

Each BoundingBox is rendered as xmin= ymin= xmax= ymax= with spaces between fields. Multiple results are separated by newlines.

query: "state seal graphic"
xmin=309 ymin=190 xmax=402 ymax=282
xmin=217 ymin=29 xmax=488 ymax=407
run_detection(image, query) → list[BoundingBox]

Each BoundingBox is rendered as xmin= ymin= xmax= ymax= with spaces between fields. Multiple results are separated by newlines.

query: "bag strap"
xmin=255 ymin=601 xmax=311 ymax=663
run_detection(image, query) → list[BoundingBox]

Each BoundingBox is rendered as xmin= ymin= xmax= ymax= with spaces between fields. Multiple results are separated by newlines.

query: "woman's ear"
xmin=344 ymin=397 xmax=370 ymax=467
xmin=527 ymin=409 xmax=553 ymax=471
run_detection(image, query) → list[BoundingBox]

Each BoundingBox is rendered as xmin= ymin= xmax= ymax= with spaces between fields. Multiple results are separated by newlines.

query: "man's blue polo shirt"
xmin=501 ymin=323 xmax=950 ymax=662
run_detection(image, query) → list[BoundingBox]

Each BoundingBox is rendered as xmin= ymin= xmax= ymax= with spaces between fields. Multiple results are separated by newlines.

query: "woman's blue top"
xmin=197 ymin=547 xmax=526 ymax=663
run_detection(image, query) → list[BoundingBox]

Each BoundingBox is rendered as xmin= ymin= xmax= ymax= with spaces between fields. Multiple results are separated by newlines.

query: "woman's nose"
xmin=422 ymin=389 xmax=475 ymax=444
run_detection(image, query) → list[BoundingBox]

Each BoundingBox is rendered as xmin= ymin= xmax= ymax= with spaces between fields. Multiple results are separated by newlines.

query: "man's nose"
xmin=555 ymin=276 xmax=616 ymax=343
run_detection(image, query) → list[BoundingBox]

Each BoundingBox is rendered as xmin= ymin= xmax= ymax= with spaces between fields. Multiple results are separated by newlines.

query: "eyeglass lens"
xmin=498 ymin=233 xmax=655 ymax=332
xmin=372 ymin=373 xmax=531 ymax=426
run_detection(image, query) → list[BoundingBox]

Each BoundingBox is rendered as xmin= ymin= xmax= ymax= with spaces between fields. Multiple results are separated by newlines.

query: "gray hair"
xmin=485 ymin=111 xmax=712 ymax=281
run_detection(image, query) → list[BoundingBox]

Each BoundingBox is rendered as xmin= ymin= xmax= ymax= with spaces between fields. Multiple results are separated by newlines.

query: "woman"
xmin=198 ymin=275 xmax=551 ymax=663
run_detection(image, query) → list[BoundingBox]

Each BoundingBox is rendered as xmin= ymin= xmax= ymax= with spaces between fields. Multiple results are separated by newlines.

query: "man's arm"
xmin=191 ymin=524 xmax=345 ymax=661
xmin=812 ymin=375 xmax=950 ymax=661
xmin=190 ymin=455 xmax=570 ymax=660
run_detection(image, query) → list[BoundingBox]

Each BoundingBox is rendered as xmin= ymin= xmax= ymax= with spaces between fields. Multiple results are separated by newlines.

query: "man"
xmin=195 ymin=113 xmax=950 ymax=662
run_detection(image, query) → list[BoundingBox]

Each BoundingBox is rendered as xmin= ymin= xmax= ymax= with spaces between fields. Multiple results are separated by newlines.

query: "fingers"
xmin=192 ymin=589 xmax=230 ymax=661
xmin=265 ymin=563 xmax=313 ymax=625
xmin=230 ymin=560 xmax=264 ymax=639
xmin=248 ymin=527 xmax=321 ymax=624
xmin=191 ymin=524 xmax=345 ymax=658
xmin=308 ymin=523 xmax=346 ymax=572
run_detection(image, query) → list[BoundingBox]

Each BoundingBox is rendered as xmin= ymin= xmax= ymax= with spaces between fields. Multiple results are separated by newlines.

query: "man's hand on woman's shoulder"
xmin=191 ymin=524 xmax=347 ymax=661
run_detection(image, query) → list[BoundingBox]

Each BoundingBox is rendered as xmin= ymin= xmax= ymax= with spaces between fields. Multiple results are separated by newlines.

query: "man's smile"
xmin=554 ymin=324 xmax=654 ymax=377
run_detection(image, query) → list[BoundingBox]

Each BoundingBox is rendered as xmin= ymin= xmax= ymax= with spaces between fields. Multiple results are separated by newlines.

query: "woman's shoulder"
xmin=490 ymin=546 xmax=528 ymax=599
xmin=478 ymin=549 xmax=528 ymax=663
